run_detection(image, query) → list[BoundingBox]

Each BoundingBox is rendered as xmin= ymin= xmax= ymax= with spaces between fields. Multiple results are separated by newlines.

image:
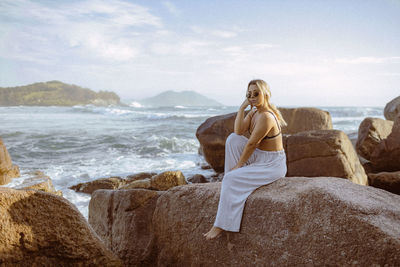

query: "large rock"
xmin=196 ymin=108 xmax=332 ymax=172
xmin=279 ymin=107 xmax=332 ymax=134
xmin=368 ymin=171 xmax=400 ymax=195
xmin=356 ymin=117 xmax=393 ymax=160
xmin=0 ymin=188 xmax=122 ymax=266
xmin=89 ymin=178 xmax=400 ymax=266
xmin=153 ymin=178 xmax=400 ymax=266
xmin=286 ymin=130 xmax=368 ymax=185
xmin=370 ymin=115 xmax=400 ymax=172
xmin=0 ymin=138 xmax=20 ymax=185
xmin=89 ymin=189 xmax=163 ymax=266
xmin=384 ymin=96 xmax=400 ymax=121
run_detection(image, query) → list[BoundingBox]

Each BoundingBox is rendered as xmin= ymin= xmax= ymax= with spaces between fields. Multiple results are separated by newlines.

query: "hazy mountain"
xmin=0 ymin=81 xmax=121 ymax=106
xmin=139 ymin=90 xmax=222 ymax=107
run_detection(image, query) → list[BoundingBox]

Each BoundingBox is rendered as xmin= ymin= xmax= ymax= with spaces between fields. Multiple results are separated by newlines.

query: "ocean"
xmin=0 ymin=105 xmax=384 ymax=218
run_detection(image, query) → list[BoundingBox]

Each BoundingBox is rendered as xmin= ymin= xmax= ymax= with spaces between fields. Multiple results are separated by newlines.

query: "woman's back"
xmin=248 ymin=109 xmax=283 ymax=151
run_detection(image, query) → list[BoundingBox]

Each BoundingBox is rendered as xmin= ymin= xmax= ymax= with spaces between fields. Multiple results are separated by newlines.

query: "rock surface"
xmin=150 ymin=171 xmax=187 ymax=190
xmin=286 ymin=130 xmax=368 ymax=185
xmin=370 ymin=115 xmax=400 ymax=172
xmin=384 ymin=95 xmax=400 ymax=121
xmin=356 ymin=117 xmax=393 ymax=160
xmin=368 ymin=171 xmax=400 ymax=195
xmin=0 ymin=138 xmax=20 ymax=185
xmin=15 ymin=171 xmax=62 ymax=196
xmin=89 ymin=177 xmax=400 ymax=266
xmin=89 ymin=189 xmax=163 ymax=266
xmin=69 ymin=176 xmax=125 ymax=194
xmin=279 ymin=107 xmax=332 ymax=134
xmin=196 ymin=108 xmax=332 ymax=172
xmin=0 ymin=188 xmax=122 ymax=266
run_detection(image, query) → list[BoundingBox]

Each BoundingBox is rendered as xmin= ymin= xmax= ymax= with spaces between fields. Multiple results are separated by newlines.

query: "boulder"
xmin=279 ymin=107 xmax=332 ymax=134
xmin=0 ymin=188 xmax=122 ymax=266
xmin=89 ymin=177 xmax=400 ymax=266
xmin=196 ymin=108 xmax=332 ymax=172
xmin=0 ymin=138 xmax=20 ymax=185
xmin=370 ymin=115 xmax=400 ymax=172
xmin=69 ymin=176 xmax=125 ymax=194
xmin=286 ymin=130 xmax=367 ymax=185
xmin=356 ymin=117 xmax=393 ymax=160
xmin=384 ymin=96 xmax=400 ymax=121
xmin=15 ymin=171 xmax=62 ymax=196
xmin=150 ymin=171 xmax=187 ymax=190
xmin=152 ymin=178 xmax=400 ymax=266
xmin=368 ymin=171 xmax=400 ymax=195
xmin=89 ymin=189 xmax=163 ymax=266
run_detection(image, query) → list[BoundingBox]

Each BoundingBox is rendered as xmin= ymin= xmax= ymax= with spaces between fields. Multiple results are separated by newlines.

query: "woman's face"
xmin=247 ymin=84 xmax=263 ymax=106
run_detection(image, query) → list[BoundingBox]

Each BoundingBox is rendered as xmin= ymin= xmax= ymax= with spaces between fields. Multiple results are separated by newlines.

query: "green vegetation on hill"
xmin=140 ymin=90 xmax=222 ymax=107
xmin=0 ymin=81 xmax=120 ymax=106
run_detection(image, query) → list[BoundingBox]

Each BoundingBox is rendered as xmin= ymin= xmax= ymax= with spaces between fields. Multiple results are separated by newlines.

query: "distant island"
xmin=139 ymin=90 xmax=222 ymax=107
xmin=0 ymin=81 xmax=120 ymax=106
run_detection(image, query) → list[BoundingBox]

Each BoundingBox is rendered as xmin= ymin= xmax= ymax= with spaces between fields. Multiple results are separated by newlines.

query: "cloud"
xmin=162 ymin=1 xmax=180 ymax=16
xmin=0 ymin=0 xmax=162 ymax=63
xmin=334 ymin=56 xmax=400 ymax=64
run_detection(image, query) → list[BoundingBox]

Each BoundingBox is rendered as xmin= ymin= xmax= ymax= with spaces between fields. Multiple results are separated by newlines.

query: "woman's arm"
xmin=234 ymin=99 xmax=253 ymax=135
xmin=232 ymin=113 xmax=273 ymax=170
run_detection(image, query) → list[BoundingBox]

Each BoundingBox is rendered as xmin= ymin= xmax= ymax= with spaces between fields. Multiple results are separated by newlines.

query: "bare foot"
xmin=203 ymin=226 xmax=223 ymax=240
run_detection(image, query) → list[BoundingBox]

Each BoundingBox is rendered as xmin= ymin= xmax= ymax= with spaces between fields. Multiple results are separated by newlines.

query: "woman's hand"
xmin=240 ymin=98 xmax=251 ymax=110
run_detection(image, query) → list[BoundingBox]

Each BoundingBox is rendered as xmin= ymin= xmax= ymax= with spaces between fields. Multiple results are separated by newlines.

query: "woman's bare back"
xmin=248 ymin=109 xmax=284 ymax=151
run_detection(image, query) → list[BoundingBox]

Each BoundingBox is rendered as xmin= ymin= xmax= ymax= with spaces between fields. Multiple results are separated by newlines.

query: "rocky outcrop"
xmin=126 ymin=172 xmax=157 ymax=182
xmin=89 ymin=177 xmax=400 ymax=266
xmin=89 ymin=189 xmax=163 ymax=266
xmin=196 ymin=108 xmax=332 ymax=172
xmin=0 ymin=188 xmax=122 ymax=266
xmin=286 ymin=130 xmax=368 ymax=185
xmin=370 ymin=115 xmax=400 ymax=172
xmin=70 ymin=176 xmax=125 ymax=194
xmin=356 ymin=117 xmax=393 ymax=160
xmin=15 ymin=171 xmax=62 ymax=196
xmin=384 ymin=96 xmax=400 ymax=121
xmin=0 ymin=138 xmax=20 ymax=185
xmin=279 ymin=107 xmax=332 ymax=134
xmin=368 ymin=171 xmax=400 ymax=195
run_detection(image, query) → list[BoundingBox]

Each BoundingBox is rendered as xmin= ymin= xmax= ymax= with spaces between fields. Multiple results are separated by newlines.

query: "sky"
xmin=0 ymin=0 xmax=399 ymax=107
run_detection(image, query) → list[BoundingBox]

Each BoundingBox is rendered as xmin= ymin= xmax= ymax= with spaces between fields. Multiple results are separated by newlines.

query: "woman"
xmin=203 ymin=79 xmax=287 ymax=240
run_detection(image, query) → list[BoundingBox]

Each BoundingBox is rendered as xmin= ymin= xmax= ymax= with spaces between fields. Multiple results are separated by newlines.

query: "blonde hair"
xmin=247 ymin=79 xmax=287 ymax=127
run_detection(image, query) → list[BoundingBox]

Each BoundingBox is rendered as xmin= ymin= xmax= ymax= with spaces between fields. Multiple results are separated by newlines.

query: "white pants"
xmin=213 ymin=133 xmax=287 ymax=232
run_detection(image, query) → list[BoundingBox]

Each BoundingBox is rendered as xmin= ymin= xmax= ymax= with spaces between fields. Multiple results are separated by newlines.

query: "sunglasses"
xmin=246 ymin=91 xmax=260 ymax=98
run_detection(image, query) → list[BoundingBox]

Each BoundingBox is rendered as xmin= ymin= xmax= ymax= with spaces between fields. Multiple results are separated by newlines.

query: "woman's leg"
xmin=224 ymin=133 xmax=248 ymax=173
xmin=213 ymin=157 xmax=286 ymax=232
